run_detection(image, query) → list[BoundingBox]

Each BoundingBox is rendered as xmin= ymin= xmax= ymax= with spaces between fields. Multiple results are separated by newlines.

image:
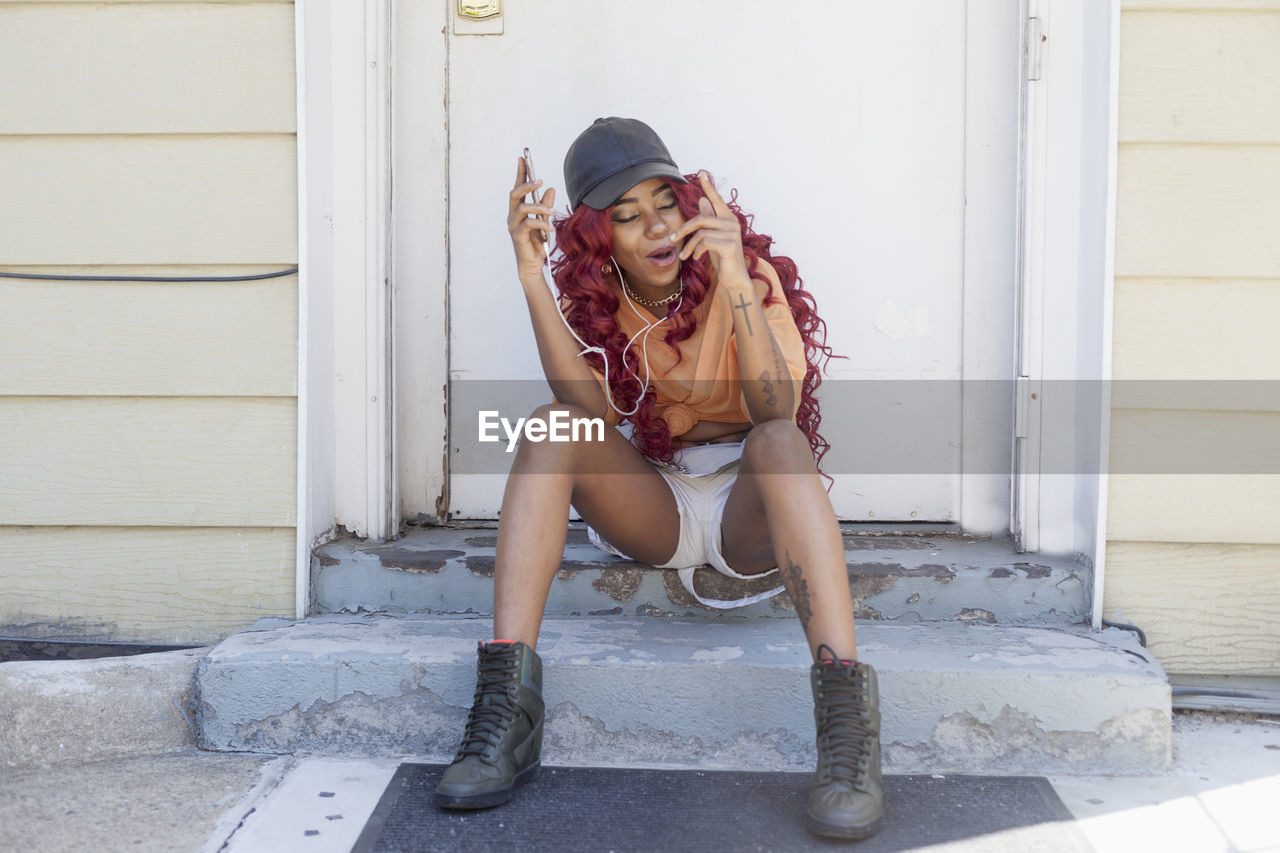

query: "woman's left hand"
xmin=673 ymin=173 xmax=751 ymax=289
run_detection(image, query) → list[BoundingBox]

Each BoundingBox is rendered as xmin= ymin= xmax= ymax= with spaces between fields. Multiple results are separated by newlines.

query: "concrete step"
xmin=1 ymin=648 xmax=206 ymax=770
xmin=312 ymin=525 xmax=1089 ymax=625
xmin=194 ymin=615 xmax=1169 ymax=776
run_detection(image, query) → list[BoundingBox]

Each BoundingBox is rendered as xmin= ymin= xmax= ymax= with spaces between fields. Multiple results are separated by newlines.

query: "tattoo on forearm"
xmin=767 ymin=332 xmax=788 ymax=411
xmin=780 ymin=551 xmax=813 ymax=630
xmin=732 ymin=293 xmax=754 ymax=336
xmin=759 ymin=370 xmax=778 ymax=407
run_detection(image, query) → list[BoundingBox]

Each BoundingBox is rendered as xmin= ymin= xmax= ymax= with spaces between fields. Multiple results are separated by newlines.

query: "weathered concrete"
xmin=313 ymin=526 xmax=1089 ymax=624
xmin=213 ymin=758 xmax=397 ymax=852
xmin=196 ymin=615 xmax=1170 ymax=775
xmin=0 ymin=647 xmax=206 ymax=769
xmin=0 ymin=713 xmax=1267 ymax=853
xmin=0 ymin=750 xmax=275 ymax=853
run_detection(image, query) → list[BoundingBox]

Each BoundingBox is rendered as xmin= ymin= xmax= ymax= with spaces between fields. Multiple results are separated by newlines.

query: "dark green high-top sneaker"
xmin=807 ymin=646 xmax=884 ymax=840
xmin=436 ymin=640 xmax=545 ymax=810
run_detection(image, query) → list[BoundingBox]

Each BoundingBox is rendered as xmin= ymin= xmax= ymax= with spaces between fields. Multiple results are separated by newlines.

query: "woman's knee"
xmin=741 ymin=419 xmax=813 ymax=473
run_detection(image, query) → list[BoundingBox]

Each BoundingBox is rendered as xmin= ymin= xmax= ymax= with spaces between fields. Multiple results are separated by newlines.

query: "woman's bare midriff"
xmin=670 ymin=420 xmax=753 ymax=449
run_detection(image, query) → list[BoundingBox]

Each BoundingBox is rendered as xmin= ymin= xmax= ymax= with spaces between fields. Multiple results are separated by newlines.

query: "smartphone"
xmin=523 ymin=147 xmax=549 ymax=253
xmin=522 ymin=147 xmax=537 ymax=200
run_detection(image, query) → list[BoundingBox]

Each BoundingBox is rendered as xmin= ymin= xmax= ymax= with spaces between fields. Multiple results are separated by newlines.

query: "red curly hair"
xmin=550 ymin=173 xmax=836 ymax=469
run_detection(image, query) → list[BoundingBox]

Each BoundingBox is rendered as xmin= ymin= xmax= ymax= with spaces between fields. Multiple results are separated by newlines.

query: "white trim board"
xmin=1012 ymin=0 xmax=1119 ymax=623
xmin=295 ymin=0 xmax=405 ymax=618
xmin=391 ymin=0 xmax=450 ymax=527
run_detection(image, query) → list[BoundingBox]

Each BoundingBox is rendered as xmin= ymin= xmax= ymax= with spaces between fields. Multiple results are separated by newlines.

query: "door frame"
xmin=294 ymin=0 xmax=416 ymax=618
xmin=1012 ymin=0 xmax=1120 ymax=628
xmin=295 ymin=0 xmax=1119 ymax=629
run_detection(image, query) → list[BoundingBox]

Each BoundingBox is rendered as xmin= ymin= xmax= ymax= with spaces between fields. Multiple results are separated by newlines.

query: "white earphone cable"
xmin=536 ymin=230 xmax=672 ymax=418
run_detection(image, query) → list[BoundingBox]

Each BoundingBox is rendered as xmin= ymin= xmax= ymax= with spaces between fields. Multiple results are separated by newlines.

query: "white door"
xmin=405 ymin=1 xmax=1020 ymax=525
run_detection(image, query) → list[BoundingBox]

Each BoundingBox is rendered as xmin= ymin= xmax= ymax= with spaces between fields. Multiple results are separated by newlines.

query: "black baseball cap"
xmin=563 ymin=117 xmax=687 ymax=210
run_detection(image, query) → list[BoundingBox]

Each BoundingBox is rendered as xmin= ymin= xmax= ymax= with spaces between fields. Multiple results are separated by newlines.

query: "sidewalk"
xmin=1051 ymin=710 xmax=1280 ymax=853
xmin=0 ymin=709 xmax=1275 ymax=852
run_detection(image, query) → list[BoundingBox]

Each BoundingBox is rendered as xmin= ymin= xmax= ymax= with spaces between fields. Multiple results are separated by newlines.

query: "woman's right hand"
xmin=507 ymin=156 xmax=557 ymax=283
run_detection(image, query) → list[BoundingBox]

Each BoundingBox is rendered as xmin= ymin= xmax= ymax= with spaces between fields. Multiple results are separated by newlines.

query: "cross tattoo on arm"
xmin=732 ymin=292 xmax=754 ymax=336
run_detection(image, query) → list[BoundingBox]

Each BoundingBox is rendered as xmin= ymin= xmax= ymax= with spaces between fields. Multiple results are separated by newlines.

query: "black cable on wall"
xmin=0 ymin=267 xmax=299 ymax=283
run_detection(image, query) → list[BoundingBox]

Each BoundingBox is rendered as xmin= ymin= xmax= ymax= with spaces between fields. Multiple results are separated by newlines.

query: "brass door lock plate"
xmin=455 ymin=0 xmax=503 ymax=35
xmin=458 ymin=1 xmax=500 ymax=20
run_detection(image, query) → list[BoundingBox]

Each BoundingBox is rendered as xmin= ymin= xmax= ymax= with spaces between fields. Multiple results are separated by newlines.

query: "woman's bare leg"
xmin=493 ymin=403 xmax=680 ymax=648
xmin=719 ymin=419 xmax=857 ymax=660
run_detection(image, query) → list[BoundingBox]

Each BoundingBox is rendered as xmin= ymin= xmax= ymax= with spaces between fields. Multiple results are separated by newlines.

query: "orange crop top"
xmin=590 ymin=260 xmax=808 ymax=435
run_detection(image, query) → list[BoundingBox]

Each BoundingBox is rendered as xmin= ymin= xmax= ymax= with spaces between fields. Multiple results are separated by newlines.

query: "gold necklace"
xmin=623 ymin=279 xmax=683 ymax=309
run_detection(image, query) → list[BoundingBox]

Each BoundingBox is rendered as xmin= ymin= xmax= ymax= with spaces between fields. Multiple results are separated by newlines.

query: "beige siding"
xmin=1119 ymin=11 xmax=1280 ymax=143
xmin=0 ymin=3 xmax=295 ymax=134
xmin=0 ymin=397 xmax=296 ymax=527
xmin=1108 ymin=474 xmax=1280 ymax=543
xmin=1116 ymin=147 xmax=1280 ymax=279
xmin=0 ymin=275 xmax=297 ymax=396
xmin=0 ymin=1 xmax=297 ymax=642
xmin=1108 ymin=3 xmax=1280 ymax=676
xmin=1106 ymin=542 xmax=1280 ymax=676
xmin=0 ymin=136 xmax=297 ymax=265
xmin=0 ymin=527 xmax=295 ymax=645
xmin=0 ymin=0 xmax=291 ymax=3
xmin=1113 ymin=279 xmax=1280 ymax=381
xmin=1123 ymin=0 xmax=1280 ymax=8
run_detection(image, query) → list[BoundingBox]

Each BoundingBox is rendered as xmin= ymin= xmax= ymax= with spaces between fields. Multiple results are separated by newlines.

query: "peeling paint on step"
xmin=664 ymin=567 xmax=779 ymax=609
xmin=844 ymin=537 xmax=938 ymax=551
xmin=849 ymin=575 xmax=895 ymax=620
xmin=976 ymin=563 xmax=1054 ymax=580
xmin=635 ymin=603 xmax=679 ymax=618
xmin=554 ymin=563 xmax=586 ymax=581
xmin=849 ymin=574 xmax=896 ymax=602
xmin=592 ymin=567 xmax=644 ymax=601
xmin=848 ymin=562 xmax=956 ymax=581
xmin=852 ymin=603 xmax=885 ymax=620
xmin=366 ymin=548 xmax=464 ymax=574
xmin=954 ymin=608 xmax=997 ymax=623
xmin=465 ymin=530 xmax=593 ymax=549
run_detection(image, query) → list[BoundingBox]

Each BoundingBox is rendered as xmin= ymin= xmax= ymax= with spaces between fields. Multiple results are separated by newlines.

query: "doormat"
xmin=352 ymin=764 xmax=1092 ymax=852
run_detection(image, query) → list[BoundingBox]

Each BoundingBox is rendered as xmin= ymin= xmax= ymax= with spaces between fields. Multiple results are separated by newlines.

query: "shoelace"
xmin=815 ymin=663 xmax=875 ymax=786
xmin=457 ymin=646 xmax=521 ymax=762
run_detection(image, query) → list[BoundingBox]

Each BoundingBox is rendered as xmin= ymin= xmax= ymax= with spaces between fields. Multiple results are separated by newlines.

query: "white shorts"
xmin=586 ymin=441 xmax=786 ymax=609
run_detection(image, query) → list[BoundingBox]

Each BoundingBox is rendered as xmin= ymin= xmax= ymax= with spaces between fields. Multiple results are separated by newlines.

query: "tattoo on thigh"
xmin=781 ymin=550 xmax=813 ymax=629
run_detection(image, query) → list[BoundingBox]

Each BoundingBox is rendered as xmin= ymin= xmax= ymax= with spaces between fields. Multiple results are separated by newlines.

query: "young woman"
xmin=435 ymin=117 xmax=883 ymax=841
